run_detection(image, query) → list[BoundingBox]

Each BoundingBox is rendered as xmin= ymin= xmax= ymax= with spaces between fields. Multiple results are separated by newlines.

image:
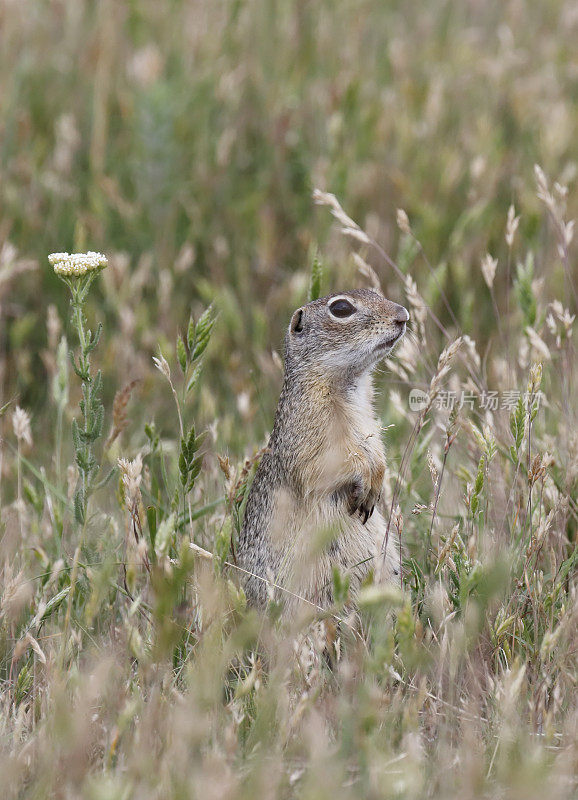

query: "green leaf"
xmin=0 ymin=398 xmax=15 ymax=417
xmin=358 ymin=584 xmax=404 ymax=609
xmin=331 ymin=565 xmax=350 ymax=606
xmin=177 ymin=498 xmax=225 ymax=530
xmin=5 ymin=444 xmax=70 ymax=507
xmin=179 ymin=451 xmax=188 ymax=485
xmin=509 ymin=394 xmax=525 ymax=451
xmin=554 ymin=544 xmax=578 ymax=595
xmin=38 ymin=586 xmax=72 ymax=624
xmin=92 ymin=370 xmax=103 ymax=400
xmin=193 ymin=432 xmax=207 ymax=452
xmin=92 ymin=403 xmax=104 ymax=439
xmin=74 ymin=487 xmax=85 ymax=524
xmin=155 ymin=512 xmax=176 ymax=557
xmin=146 ymin=506 xmax=157 ymax=550
xmin=308 ymin=254 xmax=324 ymax=301
xmin=71 ymin=418 xmax=81 ymax=450
xmin=509 ymin=414 xmax=517 ymax=440
xmin=195 ymin=305 xmax=215 ymax=340
xmin=70 ymin=351 xmax=88 ymax=381
xmin=177 ymin=334 xmax=187 ymax=373
xmin=397 ymin=233 xmax=420 ymax=273
xmin=186 ymin=424 xmax=197 ymax=458
xmin=190 ymin=454 xmax=203 ymax=474
xmin=186 ymin=364 xmax=203 ymax=395
xmin=144 ymin=422 xmax=159 ymax=449
xmin=76 ymin=450 xmax=95 ymax=474
xmin=514 ymin=252 xmax=537 ymax=327
xmin=24 ymin=481 xmax=43 ymax=515
xmin=15 ymin=663 xmax=33 ymax=704
xmin=86 ymin=322 xmax=103 ymax=353
xmin=214 ymin=518 xmax=232 ymax=571
xmin=190 ymin=306 xmax=215 ymax=362
xmin=474 ymin=455 xmax=485 ymax=496
xmin=187 ymin=315 xmax=196 ymax=352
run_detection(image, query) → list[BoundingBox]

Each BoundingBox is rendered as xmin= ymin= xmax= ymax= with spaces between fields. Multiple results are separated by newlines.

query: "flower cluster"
xmin=48 ymin=251 xmax=108 ymax=277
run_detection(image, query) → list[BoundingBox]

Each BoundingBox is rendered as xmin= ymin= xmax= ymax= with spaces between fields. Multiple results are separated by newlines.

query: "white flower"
xmin=48 ymin=251 xmax=108 ymax=277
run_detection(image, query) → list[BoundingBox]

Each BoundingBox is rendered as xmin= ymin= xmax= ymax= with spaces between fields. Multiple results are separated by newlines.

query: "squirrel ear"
xmin=290 ymin=308 xmax=304 ymax=334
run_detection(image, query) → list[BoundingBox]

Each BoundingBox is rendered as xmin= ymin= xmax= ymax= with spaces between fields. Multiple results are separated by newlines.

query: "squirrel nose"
xmin=393 ymin=303 xmax=409 ymax=323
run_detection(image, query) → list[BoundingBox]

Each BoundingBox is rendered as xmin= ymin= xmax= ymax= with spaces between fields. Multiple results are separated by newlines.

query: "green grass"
xmin=0 ymin=1 xmax=576 ymax=797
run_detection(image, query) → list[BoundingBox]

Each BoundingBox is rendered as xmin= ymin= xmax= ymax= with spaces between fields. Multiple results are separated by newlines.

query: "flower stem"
xmin=66 ymin=274 xmax=104 ymax=525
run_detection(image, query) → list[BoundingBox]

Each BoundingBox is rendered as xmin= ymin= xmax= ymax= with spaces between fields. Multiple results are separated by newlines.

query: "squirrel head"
xmin=284 ymin=289 xmax=409 ymax=382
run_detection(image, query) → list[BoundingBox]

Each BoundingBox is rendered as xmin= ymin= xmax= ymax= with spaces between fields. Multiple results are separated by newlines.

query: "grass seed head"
xmin=12 ymin=406 xmax=32 ymax=447
xmin=505 ymin=204 xmax=520 ymax=247
xmin=481 ymin=253 xmax=498 ymax=288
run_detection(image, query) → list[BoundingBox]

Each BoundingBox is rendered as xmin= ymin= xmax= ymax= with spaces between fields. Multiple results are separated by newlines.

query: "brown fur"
xmin=237 ymin=289 xmax=409 ymax=615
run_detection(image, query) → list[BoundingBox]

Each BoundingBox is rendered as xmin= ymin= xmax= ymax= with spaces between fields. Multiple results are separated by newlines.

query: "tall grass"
xmin=0 ymin=1 xmax=576 ymax=797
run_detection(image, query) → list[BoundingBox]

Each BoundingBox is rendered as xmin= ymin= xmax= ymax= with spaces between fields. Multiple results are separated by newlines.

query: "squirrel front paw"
xmin=344 ymin=480 xmax=380 ymax=525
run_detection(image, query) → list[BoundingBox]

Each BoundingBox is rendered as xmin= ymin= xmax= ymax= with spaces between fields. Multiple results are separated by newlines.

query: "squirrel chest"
xmin=267 ymin=375 xmax=391 ymax=603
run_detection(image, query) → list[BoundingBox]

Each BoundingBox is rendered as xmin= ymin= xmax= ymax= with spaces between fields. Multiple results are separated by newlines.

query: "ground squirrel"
xmin=238 ymin=289 xmax=409 ymax=614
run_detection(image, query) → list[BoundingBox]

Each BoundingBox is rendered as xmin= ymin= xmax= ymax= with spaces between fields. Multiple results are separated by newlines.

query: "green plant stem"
xmin=58 ymin=273 xmax=104 ymax=663
xmin=167 ymin=372 xmax=195 ymax=542
xmin=426 ymin=448 xmax=449 ymax=565
xmin=72 ymin=294 xmax=90 ymax=507
xmin=55 ymin=403 xmax=64 ymax=491
xmin=16 ymin=439 xmax=24 ymax=541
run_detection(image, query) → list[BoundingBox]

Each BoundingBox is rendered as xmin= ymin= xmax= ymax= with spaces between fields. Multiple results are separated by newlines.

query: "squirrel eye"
xmin=329 ymin=298 xmax=356 ymax=318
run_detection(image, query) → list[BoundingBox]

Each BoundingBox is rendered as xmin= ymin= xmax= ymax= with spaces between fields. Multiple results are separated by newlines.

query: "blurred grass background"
xmin=3 ymin=0 xmax=577 ymax=436
xmin=0 ymin=1 xmax=576 ymax=798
